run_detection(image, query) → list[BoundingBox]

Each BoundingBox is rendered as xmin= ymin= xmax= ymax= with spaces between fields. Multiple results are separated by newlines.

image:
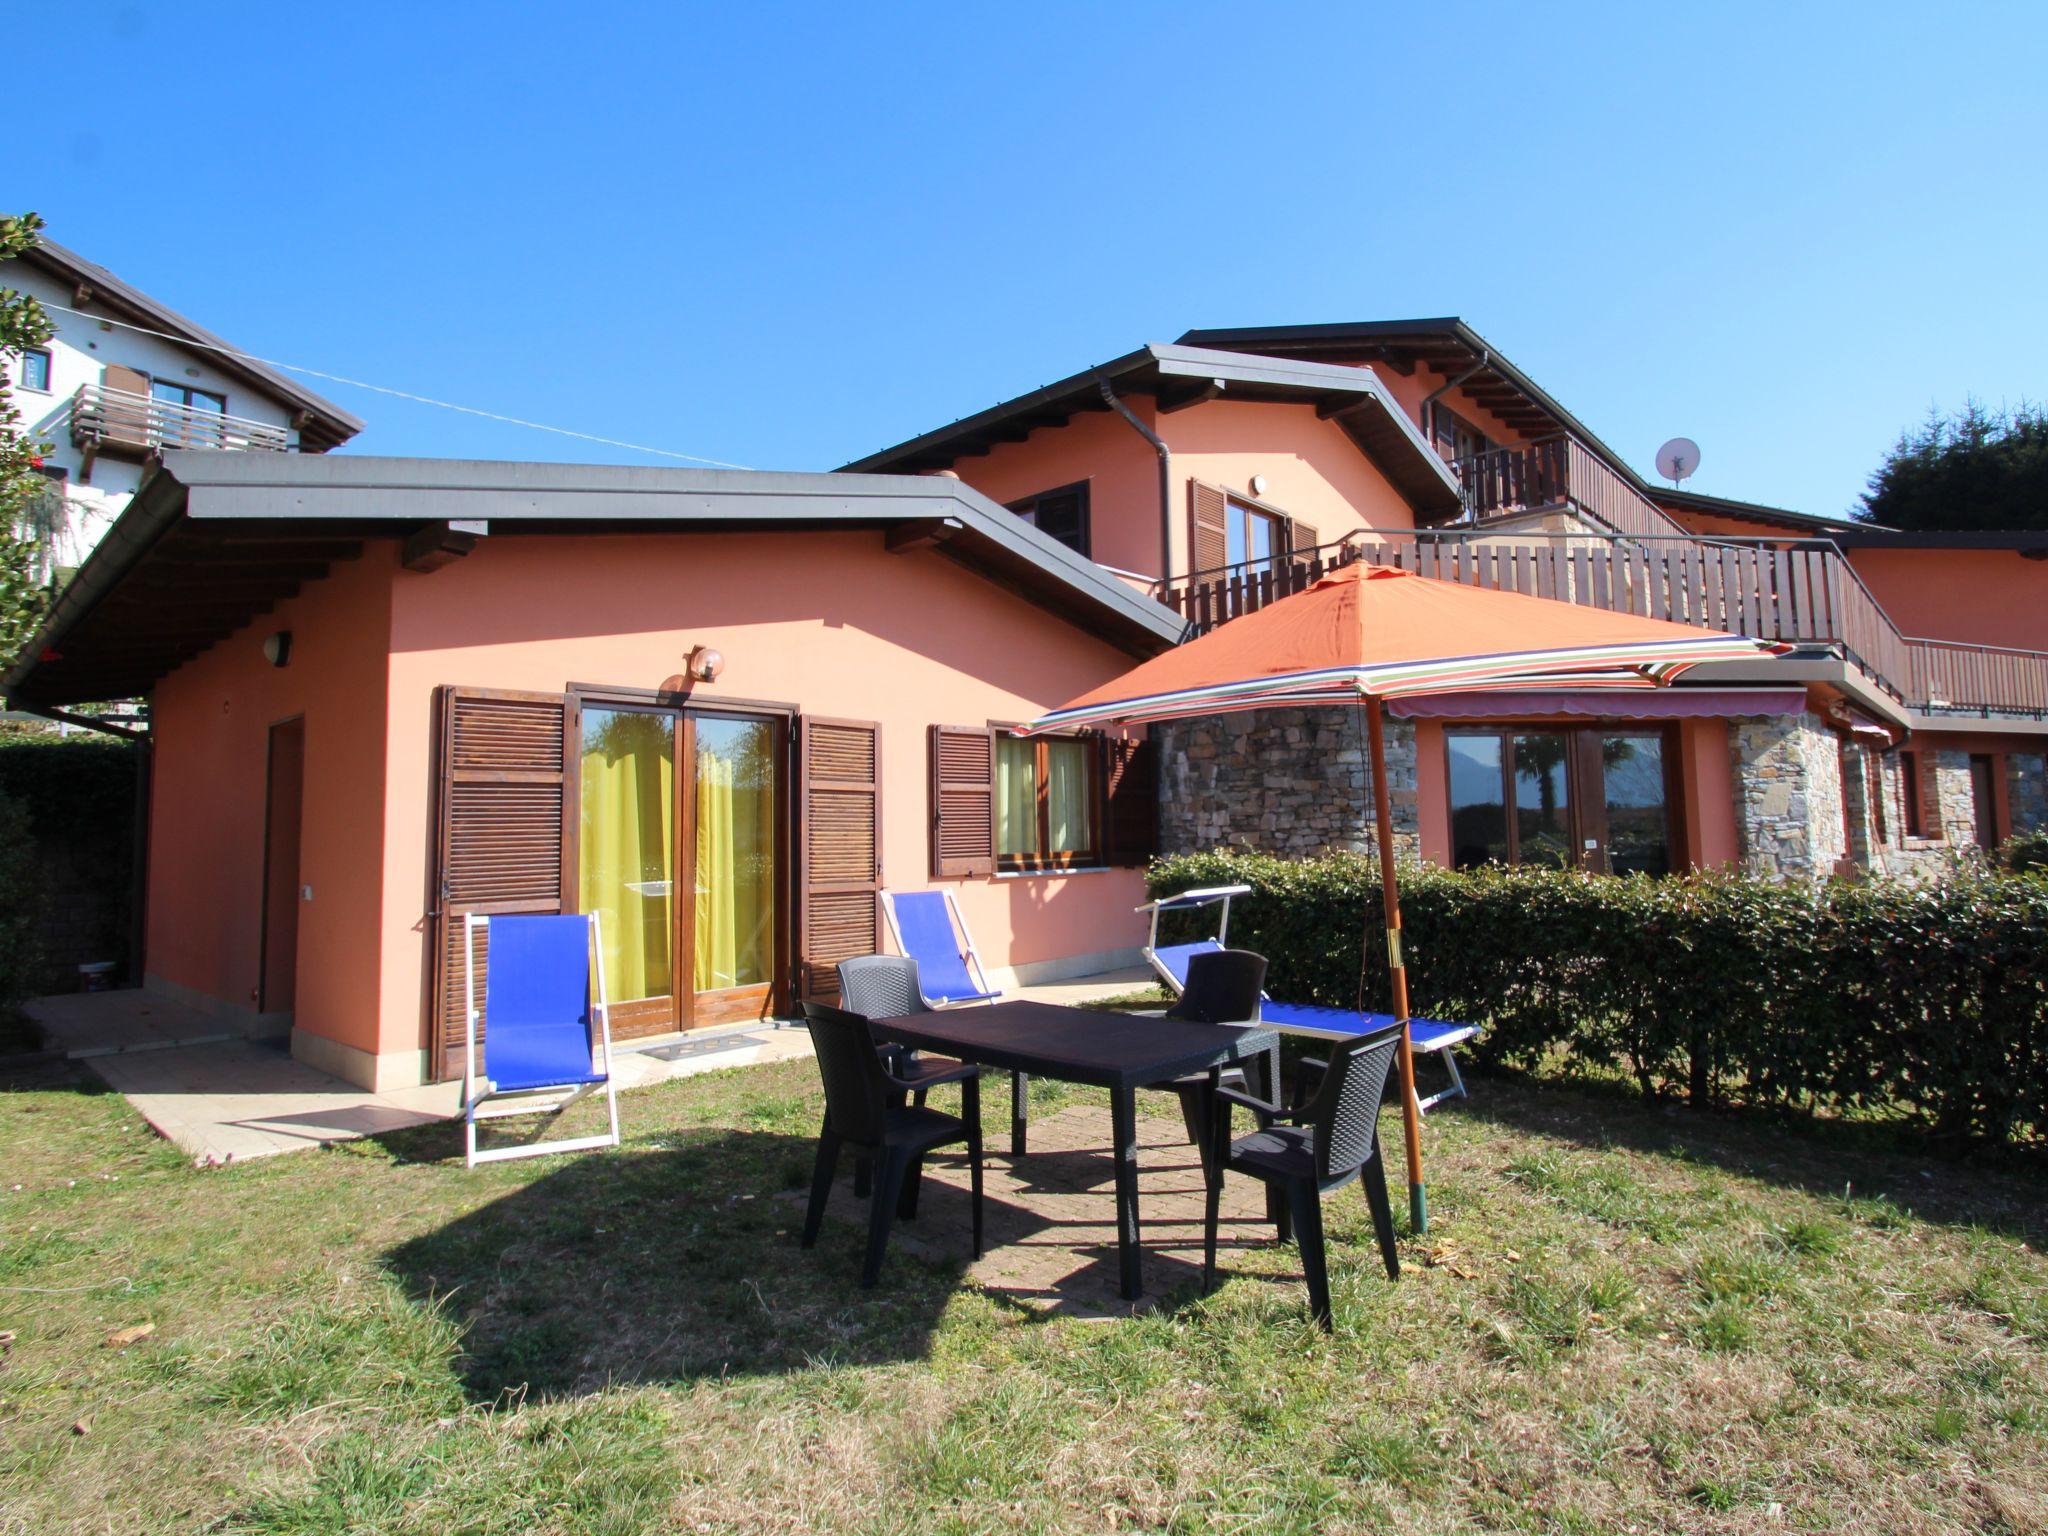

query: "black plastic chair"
xmin=1203 ymin=1024 xmax=1401 ymax=1329
xmin=837 ymin=955 xmax=985 ymax=1111
xmin=800 ymin=1001 xmax=984 ymax=1287
xmin=1156 ymin=949 xmax=1273 ymax=1157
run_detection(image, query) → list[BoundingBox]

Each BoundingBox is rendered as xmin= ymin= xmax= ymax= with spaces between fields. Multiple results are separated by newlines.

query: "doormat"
xmin=638 ymin=1033 xmax=768 ymax=1063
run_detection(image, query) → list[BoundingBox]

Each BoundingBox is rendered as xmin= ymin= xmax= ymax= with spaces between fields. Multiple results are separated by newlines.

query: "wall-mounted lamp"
xmin=1249 ymin=473 xmax=1268 ymax=498
xmin=263 ymin=631 xmax=293 ymax=668
xmin=686 ymin=644 xmax=723 ymax=683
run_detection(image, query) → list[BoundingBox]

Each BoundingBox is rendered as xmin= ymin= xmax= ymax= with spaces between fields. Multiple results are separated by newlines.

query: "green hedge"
xmin=1149 ymin=850 xmax=2048 ymax=1147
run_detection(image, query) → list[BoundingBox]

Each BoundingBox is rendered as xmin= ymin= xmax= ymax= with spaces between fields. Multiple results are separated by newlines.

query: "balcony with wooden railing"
xmin=1154 ymin=530 xmax=2048 ymax=721
xmin=69 ymin=383 xmax=292 ymax=459
xmin=1452 ymin=435 xmax=1689 ymax=540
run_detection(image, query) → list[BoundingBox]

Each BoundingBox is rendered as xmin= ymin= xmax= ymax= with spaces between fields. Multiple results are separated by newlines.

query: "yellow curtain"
xmin=694 ymin=754 xmax=739 ymax=990
xmin=1047 ymin=739 xmax=1093 ymax=853
xmin=693 ymin=719 xmax=779 ymax=992
xmin=579 ymin=711 xmax=674 ymax=1003
xmin=996 ymin=735 xmax=1037 ymax=857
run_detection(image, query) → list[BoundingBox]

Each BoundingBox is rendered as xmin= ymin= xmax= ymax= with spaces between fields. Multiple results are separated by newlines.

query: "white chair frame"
xmin=463 ymin=911 xmax=622 ymax=1168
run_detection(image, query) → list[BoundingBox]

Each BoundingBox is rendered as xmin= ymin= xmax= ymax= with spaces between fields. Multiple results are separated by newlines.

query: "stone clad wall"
xmin=2010 ymin=752 xmax=2048 ymax=836
xmin=1730 ymin=713 xmax=1847 ymax=884
xmin=1155 ymin=707 xmax=1419 ymax=860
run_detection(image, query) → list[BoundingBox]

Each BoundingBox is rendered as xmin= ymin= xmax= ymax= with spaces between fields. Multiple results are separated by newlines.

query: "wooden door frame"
xmin=567 ymin=684 xmax=796 ymax=1033
xmin=1444 ymin=723 xmax=1683 ymax=873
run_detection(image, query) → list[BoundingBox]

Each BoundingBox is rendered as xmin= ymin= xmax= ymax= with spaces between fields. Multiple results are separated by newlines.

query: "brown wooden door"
xmin=1969 ymin=755 xmax=2001 ymax=850
xmin=259 ymin=718 xmax=305 ymax=1014
xmin=430 ymin=688 xmax=573 ymax=1080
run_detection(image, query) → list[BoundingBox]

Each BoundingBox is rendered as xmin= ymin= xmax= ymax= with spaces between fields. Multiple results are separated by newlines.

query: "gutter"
xmin=1098 ymin=380 xmax=1172 ymax=577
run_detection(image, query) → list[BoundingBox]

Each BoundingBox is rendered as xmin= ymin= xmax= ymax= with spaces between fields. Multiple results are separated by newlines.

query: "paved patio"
xmin=787 ymin=1097 xmax=1290 ymax=1318
xmin=24 ymin=967 xmax=1163 ymax=1165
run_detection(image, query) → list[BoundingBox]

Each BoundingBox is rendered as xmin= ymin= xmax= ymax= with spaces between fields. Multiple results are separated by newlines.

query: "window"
xmin=1447 ymin=726 xmax=1674 ymax=874
xmin=1225 ymin=497 xmax=1285 ymax=573
xmin=1007 ymin=482 xmax=1089 ymax=557
xmin=1899 ymin=750 xmax=1928 ymax=838
xmin=1430 ymin=402 xmax=1492 ymax=464
xmin=19 ymin=348 xmax=51 ymax=393
xmin=995 ymin=732 xmax=1098 ymax=868
xmin=151 ymin=380 xmax=227 ymax=414
xmin=1866 ymin=751 xmax=1888 ymax=843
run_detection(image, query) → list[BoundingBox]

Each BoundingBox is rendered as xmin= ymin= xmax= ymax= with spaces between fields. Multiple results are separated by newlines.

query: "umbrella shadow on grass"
xmin=381 ymin=1125 xmax=1010 ymax=1402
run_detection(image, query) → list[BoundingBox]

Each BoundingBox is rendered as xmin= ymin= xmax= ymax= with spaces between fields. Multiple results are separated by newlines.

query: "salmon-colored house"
xmin=4 ymin=455 xmax=1179 ymax=1089
xmin=7 ymin=319 xmax=2046 ymax=1092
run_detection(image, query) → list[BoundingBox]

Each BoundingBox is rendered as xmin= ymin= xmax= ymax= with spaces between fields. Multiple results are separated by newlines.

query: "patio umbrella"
xmin=1023 ymin=561 xmax=1786 ymax=1233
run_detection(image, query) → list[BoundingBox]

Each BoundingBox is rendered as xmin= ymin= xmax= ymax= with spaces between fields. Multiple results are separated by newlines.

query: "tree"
xmin=0 ymin=211 xmax=56 ymax=663
xmin=1857 ymin=400 xmax=2048 ymax=532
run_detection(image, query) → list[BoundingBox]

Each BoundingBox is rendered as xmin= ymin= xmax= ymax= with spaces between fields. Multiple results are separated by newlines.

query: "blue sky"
xmin=22 ymin=2 xmax=2047 ymax=519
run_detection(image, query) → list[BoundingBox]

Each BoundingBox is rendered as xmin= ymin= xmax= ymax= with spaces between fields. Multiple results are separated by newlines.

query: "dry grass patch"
xmin=2 ymin=1047 xmax=2045 ymax=1534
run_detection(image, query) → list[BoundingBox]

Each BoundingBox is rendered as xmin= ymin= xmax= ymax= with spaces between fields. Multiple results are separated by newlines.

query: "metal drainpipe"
xmin=1098 ymin=381 xmax=1172 ymax=578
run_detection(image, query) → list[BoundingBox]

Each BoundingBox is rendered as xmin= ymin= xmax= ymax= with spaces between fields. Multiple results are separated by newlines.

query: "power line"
xmin=37 ymin=300 xmax=755 ymax=470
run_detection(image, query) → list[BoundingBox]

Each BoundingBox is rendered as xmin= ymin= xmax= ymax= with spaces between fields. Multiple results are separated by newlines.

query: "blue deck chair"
xmin=463 ymin=912 xmax=621 ymax=1168
xmin=880 ymin=890 xmax=1001 ymax=1008
xmin=1138 ymin=885 xmax=1479 ymax=1113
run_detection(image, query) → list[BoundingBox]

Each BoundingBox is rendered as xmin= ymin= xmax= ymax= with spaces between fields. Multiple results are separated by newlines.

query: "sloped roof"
xmin=17 ymin=237 xmax=364 ymax=451
xmin=3 ymin=452 xmax=1185 ymax=706
xmin=841 ymin=343 xmax=1464 ymax=522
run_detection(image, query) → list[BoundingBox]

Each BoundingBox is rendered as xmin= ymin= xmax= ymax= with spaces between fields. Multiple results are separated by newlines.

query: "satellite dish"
xmin=1655 ymin=437 xmax=1701 ymax=485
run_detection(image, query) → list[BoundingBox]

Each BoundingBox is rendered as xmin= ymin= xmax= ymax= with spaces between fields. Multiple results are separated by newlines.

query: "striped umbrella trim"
xmin=1026 ymin=635 xmax=1775 ymax=733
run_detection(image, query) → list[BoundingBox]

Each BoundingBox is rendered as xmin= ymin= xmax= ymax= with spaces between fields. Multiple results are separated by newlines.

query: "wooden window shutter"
xmin=1100 ymin=732 xmax=1159 ymax=867
xmin=1288 ymin=517 xmax=1319 ymax=554
xmin=800 ymin=717 xmax=882 ymax=1002
xmin=930 ymin=725 xmax=995 ymax=878
xmin=429 ymin=687 xmax=573 ymax=1081
xmin=1189 ymin=479 xmax=1228 ymax=573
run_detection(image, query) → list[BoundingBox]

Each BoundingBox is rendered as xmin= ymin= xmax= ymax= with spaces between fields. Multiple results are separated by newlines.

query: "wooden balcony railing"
xmin=1155 ymin=531 xmax=2048 ymax=719
xmin=1452 ymin=436 xmax=1690 ymax=540
xmin=69 ymin=383 xmax=292 ymax=457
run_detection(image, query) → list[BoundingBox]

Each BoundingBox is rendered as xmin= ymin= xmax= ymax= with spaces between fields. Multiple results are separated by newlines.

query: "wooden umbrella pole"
xmin=1365 ymin=693 xmax=1427 ymax=1234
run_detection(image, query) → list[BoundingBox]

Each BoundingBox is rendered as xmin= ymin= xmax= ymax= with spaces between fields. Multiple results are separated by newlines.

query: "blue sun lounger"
xmin=880 ymin=890 xmax=1002 ymax=1008
xmin=463 ymin=912 xmax=621 ymax=1168
xmin=1139 ymin=885 xmax=1478 ymax=1113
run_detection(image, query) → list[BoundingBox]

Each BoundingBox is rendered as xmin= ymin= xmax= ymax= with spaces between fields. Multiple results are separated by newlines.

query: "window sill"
xmin=994 ymin=865 xmax=1116 ymax=881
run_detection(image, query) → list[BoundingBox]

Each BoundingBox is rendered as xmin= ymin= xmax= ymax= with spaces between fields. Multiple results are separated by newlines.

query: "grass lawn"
xmin=2 ymin=1046 xmax=2045 ymax=1535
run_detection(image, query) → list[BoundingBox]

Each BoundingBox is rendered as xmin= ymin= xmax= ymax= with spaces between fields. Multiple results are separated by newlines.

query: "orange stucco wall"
xmin=945 ymin=408 xmax=1163 ymax=576
xmin=374 ymin=530 xmax=1154 ymax=1061
xmin=146 ymin=547 xmax=394 ymax=1049
xmin=1845 ymin=548 xmax=2048 ymax=653
xmin=947 ymin=389 xmax=1425 ymax=581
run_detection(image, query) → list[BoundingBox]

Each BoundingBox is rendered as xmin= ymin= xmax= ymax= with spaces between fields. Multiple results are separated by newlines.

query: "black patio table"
xmin=869 ymin=1000 xmax=1280 ymax=1300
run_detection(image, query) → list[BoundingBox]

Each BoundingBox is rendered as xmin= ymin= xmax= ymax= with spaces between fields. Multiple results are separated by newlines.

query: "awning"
xmin=1388 ymin=687 xmax=1807 ymax=720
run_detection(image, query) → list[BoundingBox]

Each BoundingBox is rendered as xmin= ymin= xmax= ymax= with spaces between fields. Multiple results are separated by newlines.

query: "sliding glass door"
xmin=576 ymin=699 xmax=785 ymax=1036
xmin=1447 ymin=726 xmax=1676 ymax=875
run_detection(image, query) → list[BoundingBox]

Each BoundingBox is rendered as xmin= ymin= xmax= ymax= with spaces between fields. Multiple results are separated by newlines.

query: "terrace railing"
xmin=1452 ymin=435 xmax=1691 ymax=540
xmin=69 ymin=384 xmax=292 ymax=457
xmin=1155 ymin=529 xmax=2048 ymax=719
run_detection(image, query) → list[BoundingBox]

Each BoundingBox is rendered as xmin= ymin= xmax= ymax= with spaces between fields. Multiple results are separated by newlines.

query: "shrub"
xmin=1999 ymin=829 xmax=2048 ymax=877
xmin=0 ymin=789 xmax=44 ymax=1024
xmin=1148 ymin=850 xmax=2048 ymax=1146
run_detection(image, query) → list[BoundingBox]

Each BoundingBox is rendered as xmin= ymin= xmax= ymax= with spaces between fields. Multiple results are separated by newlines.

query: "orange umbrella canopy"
xmin=1027 ymin=562 xmax=1784 ymax=732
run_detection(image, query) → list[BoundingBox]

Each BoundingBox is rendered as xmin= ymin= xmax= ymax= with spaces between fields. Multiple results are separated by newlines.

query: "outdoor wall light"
xmin=263 ymin=631 xmax=293 ymax=668
xmin=686 ymin=645 xmax=723 ymax=683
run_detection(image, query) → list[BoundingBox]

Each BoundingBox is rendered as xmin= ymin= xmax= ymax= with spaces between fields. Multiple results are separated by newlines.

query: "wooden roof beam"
xmin=402 ymin=519 xmax=487 ymax=574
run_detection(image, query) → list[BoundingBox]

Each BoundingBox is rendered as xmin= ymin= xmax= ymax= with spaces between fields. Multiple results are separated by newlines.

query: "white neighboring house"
xmin=5 ymin=236 xmax=362 ymax=575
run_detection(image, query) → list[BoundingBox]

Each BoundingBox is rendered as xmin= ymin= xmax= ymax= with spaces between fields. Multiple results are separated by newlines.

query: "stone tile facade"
xmin=1155 ymin=707 xmax=1419 ymax=860
xmin=2008 ymin=752 xmax=2048 ymax=836
xmin=1730 ymin=713 xmax=1848 ymax=885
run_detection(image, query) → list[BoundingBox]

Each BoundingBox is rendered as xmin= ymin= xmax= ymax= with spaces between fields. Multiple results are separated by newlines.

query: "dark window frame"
xmin=1005 ymin=480 xmax=1091 ymax=559
xmin=992 ymin=725 xmax=1103 ymax=873
xmin=1899 ymin=750 xmax=1929 ymax=839
xmin=19 ymin=347 xmax=52 ymax=393
xmin=149 ymin=377 xmax=229 ymax=414
xmin=1444 ymin=723 xmax=1681 ymax=874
